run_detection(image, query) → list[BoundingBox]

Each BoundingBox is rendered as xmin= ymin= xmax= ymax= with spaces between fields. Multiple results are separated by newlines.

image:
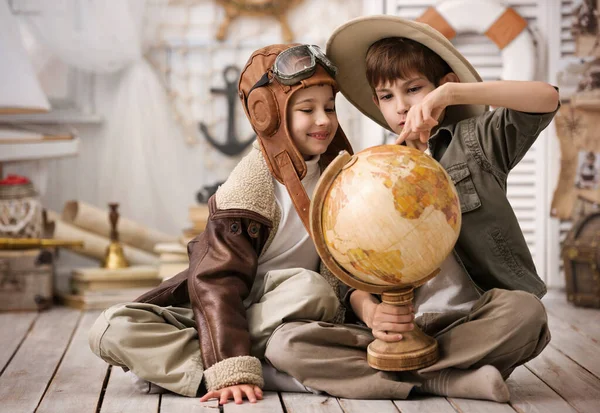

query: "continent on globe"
xmin=319 ymin=145 xmax=461 ymax=288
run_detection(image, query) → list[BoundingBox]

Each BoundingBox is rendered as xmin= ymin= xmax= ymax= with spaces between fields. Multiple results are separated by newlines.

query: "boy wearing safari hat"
xmin=264 ymin=16 xmax=559 ymax=402
xmin=88 ymin=43 xmax=354 ymax=405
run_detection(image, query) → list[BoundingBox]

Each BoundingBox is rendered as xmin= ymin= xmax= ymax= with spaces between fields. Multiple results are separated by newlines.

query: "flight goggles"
xmin=272 ymin=44 xmax=337 ymax=85
xmin=248 ymin=45 xmax=338 ymax=97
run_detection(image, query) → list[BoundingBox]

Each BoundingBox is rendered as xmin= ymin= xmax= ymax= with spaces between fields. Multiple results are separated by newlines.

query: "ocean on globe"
xmin=320 ymin=145 xmax=461 ymax=288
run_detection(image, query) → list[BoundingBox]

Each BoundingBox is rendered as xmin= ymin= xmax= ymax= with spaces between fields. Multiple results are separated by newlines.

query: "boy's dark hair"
xmin=365 ymin=37 xmax=453 ymax=92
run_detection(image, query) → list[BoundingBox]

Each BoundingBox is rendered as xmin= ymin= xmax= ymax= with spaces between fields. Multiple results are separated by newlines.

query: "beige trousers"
xmin=88 ymin=268 xmax=340 ymax=397
xmin=264 ymin=288 xmax=551 ymax=400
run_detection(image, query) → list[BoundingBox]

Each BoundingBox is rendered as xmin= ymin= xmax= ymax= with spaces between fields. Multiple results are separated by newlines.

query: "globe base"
xmin=366 ymin=287 xmax=439 ymax=371
xmin=367 ymin=326 xmax=439 ymax=371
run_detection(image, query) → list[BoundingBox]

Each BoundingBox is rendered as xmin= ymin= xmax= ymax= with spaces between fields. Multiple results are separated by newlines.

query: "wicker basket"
xmin=0 ymin=177 xmax=42 ymax=239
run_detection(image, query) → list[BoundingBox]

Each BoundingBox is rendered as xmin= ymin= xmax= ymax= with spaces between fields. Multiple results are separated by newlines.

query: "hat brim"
xmin=326 ymin=15 xmax=486 ymax=132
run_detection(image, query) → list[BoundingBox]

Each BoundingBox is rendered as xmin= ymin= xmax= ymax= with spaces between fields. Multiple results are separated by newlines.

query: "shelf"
xmin=0 ymin=137 xmax=80 ymax=162
xmin=0 ymin=109 xmax=103 ymax=124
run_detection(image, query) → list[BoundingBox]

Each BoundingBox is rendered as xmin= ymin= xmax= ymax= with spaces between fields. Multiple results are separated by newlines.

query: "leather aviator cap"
xmin=238 ymin=44 xmax=353 ymax=231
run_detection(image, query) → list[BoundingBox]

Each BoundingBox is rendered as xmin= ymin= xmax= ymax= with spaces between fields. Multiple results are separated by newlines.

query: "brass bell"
xmin=102 ymin=203 xmax=129 ymax=269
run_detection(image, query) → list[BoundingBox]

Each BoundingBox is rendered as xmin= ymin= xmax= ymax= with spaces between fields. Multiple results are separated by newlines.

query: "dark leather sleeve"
xmin=134 ymin=269 xmax=189 ymax=306
xmin=187 ymin=197 xmax=270 ymax=370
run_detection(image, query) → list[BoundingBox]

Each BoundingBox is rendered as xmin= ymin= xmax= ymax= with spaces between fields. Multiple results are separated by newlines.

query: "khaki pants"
xmin=88 ymin=268 xmax=340 ymax=397
xmin=264 ymin=288 xmax=551 ymax=400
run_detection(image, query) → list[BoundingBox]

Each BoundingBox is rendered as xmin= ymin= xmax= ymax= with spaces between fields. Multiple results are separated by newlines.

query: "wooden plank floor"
xmin=0 ymin=289 xmax=598 ymax=413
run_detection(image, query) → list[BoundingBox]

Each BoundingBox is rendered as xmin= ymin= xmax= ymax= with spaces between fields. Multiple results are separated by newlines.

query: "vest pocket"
xmin=447 ymin=163 xmax=481 ymax=213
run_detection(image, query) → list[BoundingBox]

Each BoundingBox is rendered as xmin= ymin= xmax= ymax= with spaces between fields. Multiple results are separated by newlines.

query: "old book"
xmin=189 ymin=204 xmax=210 ymax=231
xmin=189 ymin=204 xmax=210 ymax=221
xmin=79 ymin=286 xmax=152 ymax=296
xmin=72 ymin=265 xmax=159 ymax=280
xmin=60 ymin=288 xmax=150 ymax=310
xmin=158 ymin=252 xmax=188 ymax=262
xmin=159 ymin=261 xmax=189 ymax=281
xmin=182 ymin=227 xmax=203 ymax=241
xmin=179 ymin=233 xmax=195 ymax=247
xmin=154 ymin=242 xmax=187 ymax=255
xmin=154 ymin=242 xmax=188 ymax=280
xmin=71 ymin=265 xmax=160 ymax=293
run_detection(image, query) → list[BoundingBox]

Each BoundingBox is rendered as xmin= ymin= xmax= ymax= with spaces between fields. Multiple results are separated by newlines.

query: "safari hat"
xmin=326 ymin=15 xmax=487 ymax=131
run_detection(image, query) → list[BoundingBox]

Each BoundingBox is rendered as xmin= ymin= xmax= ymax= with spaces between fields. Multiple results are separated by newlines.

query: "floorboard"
xmin=0 ymin=312 xmax=37 ymax=374
xmin=393 ymin=395 xmax=457 ymax=412
xmin=526 ymin=345 xmax=600 ymax=413
xmin=99 ymin=367 xmax=160 ymax=413
xmin=161 ymin=392 xmax=219 ymax=412
xmin=281 ymin=393 xmax=344 ymax=413
xmin=36 ymin=311 xmax=109 ymax=413
xmin=222 ymin=391 xmax=285 ymax=412
xmin=546 ymin=313 xmax=600 ymax=379
xmin=507 ymin=366 xmax=577 ymax=413
xmin=0 ymin=308 xmax=80 ymax=413
xmin=543 ymin=294 xmax=600 ymax=343
xmin=0 ymin=290 xmax=599 ymax=413
xmin=338 ymin=398 xmax=399 ymax=413
xmin=448 ymin=397 xmax=516 ymax=413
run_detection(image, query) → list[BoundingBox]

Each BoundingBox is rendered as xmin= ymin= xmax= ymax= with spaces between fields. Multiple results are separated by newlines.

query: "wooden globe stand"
xmin=310 ymin=150 xmax=446 ymax=372
xmin=367 ymin=287 xmax=438 ymax=371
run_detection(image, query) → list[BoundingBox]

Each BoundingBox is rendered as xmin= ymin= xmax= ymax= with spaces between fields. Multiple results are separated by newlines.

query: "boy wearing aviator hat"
xmin=264 ymin=16 xmax=559 ymax=402
xmin=88 ymin=44 xmax=353 ymax=405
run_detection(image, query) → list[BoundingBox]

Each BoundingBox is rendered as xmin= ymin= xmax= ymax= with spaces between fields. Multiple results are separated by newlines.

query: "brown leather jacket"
xmin=151 ymin=44 xmax=351 ymax=392
xmin=134 ymin=145 xmax=348 ymax=392
xmin=135 ymin=195 xmax=271 ymax=390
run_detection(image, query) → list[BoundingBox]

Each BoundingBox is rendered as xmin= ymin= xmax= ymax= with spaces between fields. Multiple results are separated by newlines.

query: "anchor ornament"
xmin=198 ymin=65 xmax=255 ymax=157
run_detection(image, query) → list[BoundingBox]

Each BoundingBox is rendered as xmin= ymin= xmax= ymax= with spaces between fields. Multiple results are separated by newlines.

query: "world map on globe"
xmin=321 ymin=145 xmax=461 ymax=288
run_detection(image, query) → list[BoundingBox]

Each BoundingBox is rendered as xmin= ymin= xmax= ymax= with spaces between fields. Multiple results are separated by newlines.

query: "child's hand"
xmin=403 ymin=139 xmax=428 ymax=152
xmin=199 ymin=384 xmax=263 ymax=405
xmin=369 ymin=302 xmax=415 ymax=342
xmin=395 ymin=84 xmax=452 ymax=146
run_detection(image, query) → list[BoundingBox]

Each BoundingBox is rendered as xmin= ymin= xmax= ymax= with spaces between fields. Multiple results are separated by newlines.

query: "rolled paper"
xmin=62 ymin=201 xmax=177 ymax=254
xmin=46 ymin=210 xmax=158 ymax=266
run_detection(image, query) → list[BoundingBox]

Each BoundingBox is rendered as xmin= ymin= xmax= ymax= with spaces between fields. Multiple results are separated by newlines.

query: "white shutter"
xmin=560 ymin=0 xmax=576 ymax=58
xmin=383 ymin=0 xmax=548 ymax=279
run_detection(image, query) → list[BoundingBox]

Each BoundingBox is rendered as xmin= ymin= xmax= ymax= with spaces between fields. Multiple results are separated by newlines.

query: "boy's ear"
xmin=439 ymin=72 xmax=460 ymax=85
xmin=372 ymin=95 xmax=380 ymax=108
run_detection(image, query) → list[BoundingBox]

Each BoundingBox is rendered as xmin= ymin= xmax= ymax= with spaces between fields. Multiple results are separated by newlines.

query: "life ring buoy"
xmin=417 ymin=0 xmax=536 ymax=81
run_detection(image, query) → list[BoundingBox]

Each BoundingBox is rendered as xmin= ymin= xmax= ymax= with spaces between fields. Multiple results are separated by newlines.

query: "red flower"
xmin=0 ymin=174 xmax=30 ymax=185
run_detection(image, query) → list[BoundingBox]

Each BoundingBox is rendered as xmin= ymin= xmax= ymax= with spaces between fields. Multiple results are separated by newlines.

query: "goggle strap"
xmin=247 ymin=72 xmax=271 ymax=98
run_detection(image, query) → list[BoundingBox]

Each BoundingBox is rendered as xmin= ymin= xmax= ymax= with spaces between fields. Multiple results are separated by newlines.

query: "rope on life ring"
xmin=417 ymin=0 xmax=536 ymax=81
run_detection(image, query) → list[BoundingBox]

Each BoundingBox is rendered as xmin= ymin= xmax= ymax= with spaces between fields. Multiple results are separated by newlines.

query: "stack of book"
xmin=181 ymin=204 xmax=210 ymax=244
xmin=60 ymin=265 xmax=161 ymax=310
xmin=154 ymin=242 xmax=189 ymax=280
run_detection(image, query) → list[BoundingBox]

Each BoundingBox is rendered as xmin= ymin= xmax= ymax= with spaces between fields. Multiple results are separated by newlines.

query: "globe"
xmin=310 ymin=144 xmax=462 ymax=371
xmin=317 ymin=144 xmax=461 ymax=289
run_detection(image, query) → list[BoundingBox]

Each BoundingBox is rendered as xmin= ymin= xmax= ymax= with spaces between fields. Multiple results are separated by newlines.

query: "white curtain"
xmin=25 ymin=0 xmax=160 ymax=73
xmin=24 ymin=0 xmax=190 ymax=234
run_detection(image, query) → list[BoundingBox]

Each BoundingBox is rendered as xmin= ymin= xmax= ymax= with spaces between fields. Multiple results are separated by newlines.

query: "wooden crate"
xmin=0 ymin=249 xmax=54 ymax=311
xmin=561 ymin=212 xmax=600 ymax=308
